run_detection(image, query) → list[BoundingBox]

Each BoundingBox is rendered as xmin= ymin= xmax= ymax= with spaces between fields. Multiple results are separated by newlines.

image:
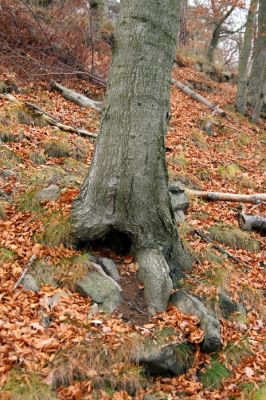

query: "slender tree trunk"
xmin=71 ymin=0 xmax=192 ymax=313
xmin=207 ymin=24 xmax=221 ymax=63
xmin=248 ymin=0 xmax=266 ymax=108
xmin=236 ymin=0 xmax=258 ymax=115
xmin=252 ymin=64 xmax=266 ymax=122
xmin=179 ymin=0 xmax=189 ymax=46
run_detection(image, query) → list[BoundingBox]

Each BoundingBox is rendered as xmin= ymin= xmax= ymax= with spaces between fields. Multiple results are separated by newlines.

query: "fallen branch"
xmin=185 ymin=189 xmax=266 ymax=204
xmin=193 ymin=229 xmax=249 ymax=270
xmin=238 ymin=213 xmax=266 ymax=234
xmin=13 ymin=255 xmax=37 ymax=291
xmin=0 ymin=93 xmax=97 ymax=140
xmin=171 ymin=79 xmax=226 ymax=116
xmin=51 ymin=80 xmax=103 ymax=112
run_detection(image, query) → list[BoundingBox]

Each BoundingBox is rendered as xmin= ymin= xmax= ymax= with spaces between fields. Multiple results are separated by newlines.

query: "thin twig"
xmin=127 ymin=301 xmax=151 ymax=317
xmin=13 ymin=255 xmax=37 ymax=291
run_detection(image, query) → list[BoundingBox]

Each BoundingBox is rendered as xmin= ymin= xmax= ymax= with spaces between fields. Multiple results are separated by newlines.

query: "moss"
xmin=0 ymin=368 xmax=56 ymax=400
xmin=50 ymin=340 xmax=147 ymax=395
xmin=218 ymin=164 xmax=242 ymax=181
xmin=44 ymin=139 xmax=72 ymax=158
xmin=196 ymin=168 xmax=210 ymax=181
xmin=192 ymin=129 xmax=207 ymax=148
xmin=16 ymin=189 xmax=42 ymax=212
xmin=29 ymin=151 xmax=47 ymax=165
xmin=0 ymin=128 xmax=18 ymax=142
xmin=241 ymin=383 xmax=266 ymax=400
xmin=0 ymin=247 xmax=16 ymax=265
xmin=200 ymin=358 xmax=230 ymax=389
xmin=0 ymin=147 xmax=22 ymax=168
xmin=36 ymin=212 xmax=72 ymax=247
xmin=56 ymin=255 xmax=90 ymax=290
xmin=238 ymin=132 xmax=251 ymax=146
xmin=27 ymin=166 xmax=66 ymax=187
xmin=208 ymin=223 xmax=260 ymax=252
xmin=224 ymin=339 xmax=252 ymax=367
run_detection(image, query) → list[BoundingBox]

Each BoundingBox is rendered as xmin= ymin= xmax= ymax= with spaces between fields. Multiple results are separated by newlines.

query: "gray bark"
xmin=236 ymin=0 xmax=258 ymax=115
xmin=238 ymin=213 xmax=266 ymax=234
xmin=248 ymin=0 xmax=266 ymax=108
xmin=251 ymin=64 xmax=266 ymax=122
xmin=71 ymin=0 xmax=192 ymax=313
xmin=207 ymin=6 xmax=235 ymax=64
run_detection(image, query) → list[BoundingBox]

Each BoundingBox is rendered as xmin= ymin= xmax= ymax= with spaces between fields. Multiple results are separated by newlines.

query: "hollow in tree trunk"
xmin=71 ymin=0 xmax=192 ymax=313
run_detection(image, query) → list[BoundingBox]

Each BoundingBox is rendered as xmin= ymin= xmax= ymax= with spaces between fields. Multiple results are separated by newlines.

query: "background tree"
xmin=236 ymin=0 xmax=258 ymax=115
xmin=71 ymin=0 xmax=192 ymax=313
xmin=248 ymin=0 xmax=266 ymax=118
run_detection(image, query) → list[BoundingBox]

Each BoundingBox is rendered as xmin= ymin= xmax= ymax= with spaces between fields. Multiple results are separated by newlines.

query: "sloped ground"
xmin=0 ymin=65 xmax=265 ymax=400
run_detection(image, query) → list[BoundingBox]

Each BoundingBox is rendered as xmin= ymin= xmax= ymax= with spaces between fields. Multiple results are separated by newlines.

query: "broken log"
xmin=51 ymin=80 xmax=103 ymax=112
xmin=185 ymin=189 xmax=266 ymax=204
xmin=238 ymin=213 xmax=266 ymax=234
xmin=171 ymin=79 xmax=226 ymax=116
xmin=0 ymin=93 xmax=97 ymax=140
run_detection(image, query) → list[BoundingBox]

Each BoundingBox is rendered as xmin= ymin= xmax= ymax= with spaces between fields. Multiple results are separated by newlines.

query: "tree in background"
xmin=236 ymin=0 xmax=258 ymax=115
xmin=248 ymin=0 xmax=266 ymax=121
xmin=71 ymin=0 xmax=192 ymax=314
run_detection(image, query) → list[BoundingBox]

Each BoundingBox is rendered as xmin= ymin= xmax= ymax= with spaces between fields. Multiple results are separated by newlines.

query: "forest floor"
xmin=0 ymin=61 xmax=265 ymax=400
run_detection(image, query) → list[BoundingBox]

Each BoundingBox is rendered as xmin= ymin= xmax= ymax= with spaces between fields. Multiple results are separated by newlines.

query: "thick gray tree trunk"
xmin=248 ymin=0 xmax=266 ymax=109
xmin=72 ymin=0 xmax=192 ymax=313
xmin=236 ymin=0 xmax=258 ymax=115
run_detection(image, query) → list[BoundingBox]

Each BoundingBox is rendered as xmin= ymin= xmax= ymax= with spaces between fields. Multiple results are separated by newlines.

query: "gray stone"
xmin=170 ymin=290 xmax=221 ymax=353
xmin=135 ymin=343 xmax=193 ymax=377
xmin=49 ymin=291 xmax=69 ymax=308
xmin=36 ymin=184 xmax=60 ymax=202
xmin=1 ymin=169 xmax=17 ymax=179
xmin=87 ymin=303 xmax=99 ymax=317
xmin=22 ymin=273 xmax=40 ymax=292
xmin=219 ymin=290 xmax=246 ymax=319
xmin=76 ymin=270 xmax=122 ymax=313
xmin=97 ymin=257 xmax=120 ymax=281
xmin=168 ymin=183 xmax=190 ymax=222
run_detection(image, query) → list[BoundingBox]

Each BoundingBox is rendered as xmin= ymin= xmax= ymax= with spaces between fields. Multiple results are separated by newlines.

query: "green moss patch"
xmin=0 ymin=368 xmax=56 ymax=400
xmin=208 ymin=223 xmax=260 ymax=252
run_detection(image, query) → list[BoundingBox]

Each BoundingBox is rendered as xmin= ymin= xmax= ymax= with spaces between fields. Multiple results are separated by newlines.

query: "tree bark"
xmin=236 ymin=0 xmax=258 ymax=115
xmin=238 ymin=213 xmax=266 ymax=234
xmin=71 ymin=0 xmax=192 ymax=313
xmin=207 ymin=6 xmax=235 ymax=64
xmin=248 ymin=0 xmax=266 ymax=109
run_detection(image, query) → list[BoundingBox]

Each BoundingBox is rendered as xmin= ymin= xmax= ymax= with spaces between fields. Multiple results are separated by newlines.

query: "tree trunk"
xmin=248 ymin=0 xmax=266 ymax=108
xmin=236 ymin=0 xmax=258 ymax=115
xmin=252 ymin=65 xmax=266 ymax=122
xmin=179 ymin=0 xmax=189 ymax=46
xmin=207 ymin=24 xmax=221 ymax=64
xmin=71 ymin=0 xmax=192 ymax=314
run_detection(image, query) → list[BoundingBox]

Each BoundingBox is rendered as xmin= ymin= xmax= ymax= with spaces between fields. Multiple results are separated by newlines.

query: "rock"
xmin=22 ymin=273 xmax=40 ymax=292
xmin=76 ymin=269 xmax=122 ymax=313
xmin=170 ymin=290 xmax=222 ymax=353
xmin=135 ymin=343 xmax=193 ymax=377
xmin=36 ymin=184 xmax=60 ymax=202
xmin=97 ymin=257 xmax=120 ymax=281
xmin=49 ymin=291 xmax=69 ymax=308
xmin=0 ymin=169 xmax=17 ymax=179
xmin=168 ymin=182 xmax=190 ymax=222
xmin=87 ymin=303 xmax=99 ymax=317
xmin=219 ymin=290 xmax=246 ymax=319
